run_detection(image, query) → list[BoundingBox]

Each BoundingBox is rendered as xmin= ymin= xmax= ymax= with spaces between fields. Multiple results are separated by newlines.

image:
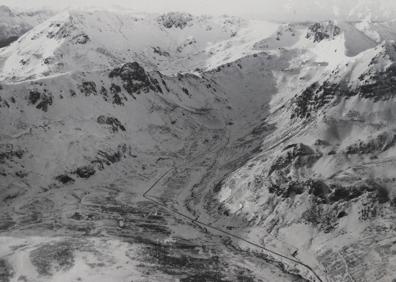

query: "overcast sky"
xmin=1 ymin=0 xmax=396 ymax=22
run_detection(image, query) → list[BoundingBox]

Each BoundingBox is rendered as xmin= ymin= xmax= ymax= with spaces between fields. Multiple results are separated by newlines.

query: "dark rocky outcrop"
xmin=109 ymin=62 xmax=161 ymax=96
xmin=292 ymin=55 xmax=396 ymax=119
xmin=90 ymin=144 xmax=128 ymax=170
xmin=72 ymin=33 xmax=89 ymax=44
xmin=291 ymin=80 xmax=352 ymax=119
xmin=97 ymin=115 xmax=126 ymax=132
xmin=55 ymin=174 xmax=75 ymax=184
xmin=46 ymin=22 xmax=75 ymax=40
xmin=268 ymin=143 xmax=321 ymax=175
xmin=157 ymin=12 xmax=193 ymax=29
xmin=28 ymin=90 xmax=53 ymax=112
xmin=357 ymin=62 xmax=396 ymax=101
xmin=182 ymin=87 xmax=190 ymax=96
xmin=78 ymin=81 xmax=97 ymax=96
xmin=345 ymin=133 xmax=396 ymax=155
xmin=28 ymin=90 xmax=41 ymax=104
xmin=269 ymin=179 xmax=329 ymax=201
xmin=0 ymin=147 xmax=24 ymax=163
xmin=74 ymin=165 xmax=95 ymax=178
xmin=306 ymin=21 xmax=341 ymax=42
xmin=36 ymin=94 xmax=53 ymax=112
xmin=153 ymin=46 xmax=170 ymax=56
xmin=328 ymin=181 xmax=389 ymax=204
xmin=269 ymin=177 xmax=389 ymax=205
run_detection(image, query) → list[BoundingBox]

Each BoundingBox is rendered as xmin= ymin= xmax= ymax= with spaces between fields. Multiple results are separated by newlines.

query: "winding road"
xmin=142 ymin=166 xmax=325 ymax=282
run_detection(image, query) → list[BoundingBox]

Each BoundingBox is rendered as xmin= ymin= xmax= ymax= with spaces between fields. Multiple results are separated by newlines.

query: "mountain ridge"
xmin=0 ymin=8 xmax=396 ymax=282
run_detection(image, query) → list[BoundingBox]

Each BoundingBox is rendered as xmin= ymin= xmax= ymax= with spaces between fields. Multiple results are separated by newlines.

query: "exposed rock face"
xmin=292 ymin=52 xmax=396 ymax=119
xmin=3 ymin=8 xmax=396 ymax=282
xmin=268 ymin=143 xmax=321 ymax=175
xmin=97 ymin=115 xmax=126 ymax=133
xmin=345 ymin=132 xmax=396 ymax=155
xmin=72 ymin=33 xmax=89 ymax=44
xmin=46 ymin=20 xmax=76 ymax=40
xmin=74 ymin=165 xmax=95 ymax=178
xmin=55 ymin=174 xmax=75 ymax=184
xmin=109 ymin=62 xmax=162 ymax=95
xmin=157 ymin=12 xmax=193 ymax=29
xmin=28 ymin=90 xmax=53 ymax=112
xmin=78 ymin=81 xmax=97 ymax=96
xmin=306 ymin=21 xmax=341 ymax=42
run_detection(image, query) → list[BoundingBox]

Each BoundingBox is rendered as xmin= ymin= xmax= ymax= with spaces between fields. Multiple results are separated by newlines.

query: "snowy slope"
xmin=0 ymin=10 xmax=278 ymax=81
xmin=1 ymin=9 xmax=396 ymax=282
xmin=0 ymin=5 xmax=53 ymax=48
xmin=212 ymin=24 xmax=396 ymax=282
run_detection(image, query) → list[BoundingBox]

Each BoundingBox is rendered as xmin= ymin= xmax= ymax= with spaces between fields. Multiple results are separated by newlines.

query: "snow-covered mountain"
xmin=0 ymin=5 xmax=53 ymax=48
xmin=0 ymin=10 xmax=279 ymax=81
xmin=1 ymin=8 xmax=396 ymax=282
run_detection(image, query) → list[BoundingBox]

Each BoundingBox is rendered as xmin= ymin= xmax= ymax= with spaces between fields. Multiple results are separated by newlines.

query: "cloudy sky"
xmin=1 ymin=0 xmax=396 ymax=22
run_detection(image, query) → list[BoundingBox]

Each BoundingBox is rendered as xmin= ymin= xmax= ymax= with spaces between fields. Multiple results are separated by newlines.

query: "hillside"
xmin=0 ymin=8 xmax=396 ymax=282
